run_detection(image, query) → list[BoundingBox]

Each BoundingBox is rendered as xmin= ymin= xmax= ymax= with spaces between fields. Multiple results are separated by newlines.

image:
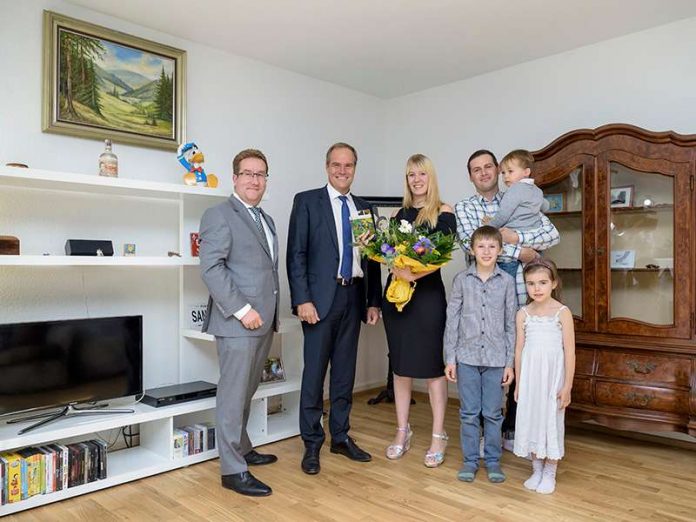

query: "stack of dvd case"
xmin=173 ymin=423 xmax=216 ymax=458
xmin=1 ymin=439 xmax=107 ymax=505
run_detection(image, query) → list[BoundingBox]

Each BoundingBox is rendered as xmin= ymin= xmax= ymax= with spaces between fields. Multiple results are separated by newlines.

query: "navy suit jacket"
xmin=287 ymin=186 xmax=382 ymax=321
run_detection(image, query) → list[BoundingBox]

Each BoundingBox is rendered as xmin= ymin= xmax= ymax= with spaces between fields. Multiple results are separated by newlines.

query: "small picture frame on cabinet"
xmin=611 ymin=249 xmax=636 ymax=269
xmin=543 ymin=193 xmax=565 ymax=213
xmin=610 ymin=186 xmax=634 ymax=208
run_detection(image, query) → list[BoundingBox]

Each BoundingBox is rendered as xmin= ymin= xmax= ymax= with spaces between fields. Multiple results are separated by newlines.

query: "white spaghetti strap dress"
xmin=513 ymin=305 xmax=567 ymax=460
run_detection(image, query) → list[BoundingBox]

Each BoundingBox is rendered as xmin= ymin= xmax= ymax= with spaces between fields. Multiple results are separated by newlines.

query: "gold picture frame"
xmin=43 ymin=10 xmax=186 ymax=150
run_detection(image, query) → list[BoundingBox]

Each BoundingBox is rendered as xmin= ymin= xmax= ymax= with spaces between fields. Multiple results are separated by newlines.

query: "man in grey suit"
xmin=199 ymin=149 xmax=279 ymax=497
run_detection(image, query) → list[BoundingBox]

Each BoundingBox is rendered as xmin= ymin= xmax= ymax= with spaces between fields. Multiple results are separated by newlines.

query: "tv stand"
xmin=0 ymin=166 xmax=303 ymax=515
xmin=7 ymin=403 xmax=136 ymax=435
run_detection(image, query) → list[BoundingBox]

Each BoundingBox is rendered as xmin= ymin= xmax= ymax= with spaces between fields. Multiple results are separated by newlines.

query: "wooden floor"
xmin=8 ymin=391 xmax=696 ymax=521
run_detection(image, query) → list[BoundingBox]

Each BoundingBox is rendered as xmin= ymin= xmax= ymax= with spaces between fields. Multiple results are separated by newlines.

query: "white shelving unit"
xmin=0 ymin=255 xmax=189 ymax=266
xmin=0 ymin=398 xmax=217 ymax=516
xmin=180 ymin=317 xmax=303 ymax=447
xmin=0 ymin=166 xmax=302 ymax=514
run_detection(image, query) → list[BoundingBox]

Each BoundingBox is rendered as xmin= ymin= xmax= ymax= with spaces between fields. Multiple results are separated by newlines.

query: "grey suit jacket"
xmin=199 ymin=195 xmax=280 ymax=337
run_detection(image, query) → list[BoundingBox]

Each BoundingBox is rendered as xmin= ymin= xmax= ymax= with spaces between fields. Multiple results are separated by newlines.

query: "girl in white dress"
xmin=513 ymin=258 xmax=575 ymax=494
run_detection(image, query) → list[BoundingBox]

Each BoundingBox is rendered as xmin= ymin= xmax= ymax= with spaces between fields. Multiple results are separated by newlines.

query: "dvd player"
xmin=142 ymin=381 xmax=217 ymax=407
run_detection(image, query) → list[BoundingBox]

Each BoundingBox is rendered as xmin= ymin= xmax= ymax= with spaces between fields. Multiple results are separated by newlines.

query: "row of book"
xmin=173 ymin=423 xmax=216 ymax=458
xmin=1 ymin=439 xmax=107 ymax=505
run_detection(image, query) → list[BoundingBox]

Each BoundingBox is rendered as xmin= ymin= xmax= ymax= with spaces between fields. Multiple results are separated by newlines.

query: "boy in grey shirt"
xmin=444 ymin=225 xmax=516 ymax=484
xmin=486 ymin=149 xmax=549 ymax=278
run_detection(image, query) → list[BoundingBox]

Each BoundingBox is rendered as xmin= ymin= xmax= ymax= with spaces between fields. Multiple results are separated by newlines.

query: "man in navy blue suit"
xmin=287 ymin=142 xmax=382 ymax=475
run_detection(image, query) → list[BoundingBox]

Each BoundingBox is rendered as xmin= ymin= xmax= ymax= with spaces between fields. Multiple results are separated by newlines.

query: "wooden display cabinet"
xmin=532 ymin=124 xmax=695 ymax=437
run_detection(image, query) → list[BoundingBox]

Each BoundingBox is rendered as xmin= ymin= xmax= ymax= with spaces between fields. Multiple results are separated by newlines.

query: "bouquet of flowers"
xmin=360 ymin=218 xmax=456 ymax=311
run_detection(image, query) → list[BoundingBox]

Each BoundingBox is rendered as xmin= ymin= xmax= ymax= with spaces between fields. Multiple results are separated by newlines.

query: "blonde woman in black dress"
xmin=383 ymin=154 xmax=456 ymax=467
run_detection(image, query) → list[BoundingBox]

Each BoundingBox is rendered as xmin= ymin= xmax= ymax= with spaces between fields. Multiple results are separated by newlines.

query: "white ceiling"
xmin=67 ymin=0 xmax=696 ymax=98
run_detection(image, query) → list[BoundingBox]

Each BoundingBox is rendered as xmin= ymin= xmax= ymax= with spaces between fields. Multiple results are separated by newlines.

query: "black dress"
xmin=382 ymin=208 xmax=456 ymax=378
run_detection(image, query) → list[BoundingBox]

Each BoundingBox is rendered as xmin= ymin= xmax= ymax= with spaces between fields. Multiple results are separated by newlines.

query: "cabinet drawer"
xmin=595 ymin=352 xmax=691 ymax=385
xmin=595 ymin=382 xmax=689 ymax=414
xmin=572 ymin=377 xmax=593 ymax=404
xmin=575 ymin=348 xmax=594 ymax=375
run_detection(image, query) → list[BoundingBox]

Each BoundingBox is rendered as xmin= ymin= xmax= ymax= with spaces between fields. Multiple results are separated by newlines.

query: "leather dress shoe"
xmin=221 ymin=471 xmax=272 ymax=496
xmin=244 ymin=449 xmax=278 ymax=466
xmin=330 ymin=437 xmax=372 ymax=462
xmin=301 ymin=447 xmax=321 ymax=475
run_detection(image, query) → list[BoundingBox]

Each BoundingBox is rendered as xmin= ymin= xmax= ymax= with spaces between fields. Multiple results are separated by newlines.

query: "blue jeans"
xmin=497 ymin=260 xmax=519 ymax=280
xmin=456 ymin=363 xmax=505 ymax=468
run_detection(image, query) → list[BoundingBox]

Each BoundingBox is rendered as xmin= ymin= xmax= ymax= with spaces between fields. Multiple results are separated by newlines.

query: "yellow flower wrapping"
xmin=370 ymin=254 xmax=444 ymax=312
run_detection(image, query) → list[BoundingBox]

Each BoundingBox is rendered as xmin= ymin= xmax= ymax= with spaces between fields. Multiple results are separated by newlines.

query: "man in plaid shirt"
xmin=455 ymin=149 xmax=559 ymax=306
xmin=454 ymin=149 xmax=560 ymax=446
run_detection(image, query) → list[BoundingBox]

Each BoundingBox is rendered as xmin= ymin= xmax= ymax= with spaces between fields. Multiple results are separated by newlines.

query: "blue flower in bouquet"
xmin=413 ymin=236 xmax=433 ymax=256
xmin=380 ymin=243 xmax=396 ymax=256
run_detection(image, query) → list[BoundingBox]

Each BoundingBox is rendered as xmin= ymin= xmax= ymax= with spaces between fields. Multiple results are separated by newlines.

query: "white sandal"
xmin=424 ymin=432 xmax=448 ymax=467
xmin=386 ymin=425 xmax=413 ymax=460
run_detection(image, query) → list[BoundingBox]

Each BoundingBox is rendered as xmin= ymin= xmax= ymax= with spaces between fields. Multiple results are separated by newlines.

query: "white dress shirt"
xmin=326 ymin=184 xmax=363 ymax=279
xmin=232 ymin=192 xmax=274 ymax=319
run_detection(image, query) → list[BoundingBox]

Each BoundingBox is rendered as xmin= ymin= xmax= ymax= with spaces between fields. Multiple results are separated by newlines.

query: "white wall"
xmin=0 ymin=0 xmax=389 ymax=390
xmin=383 ymin=16 xmax=696 ymax=200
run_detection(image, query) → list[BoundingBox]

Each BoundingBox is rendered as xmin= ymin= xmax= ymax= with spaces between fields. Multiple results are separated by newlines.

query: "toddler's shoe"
xmin=457 ymin=464 xmax=477 ymax=482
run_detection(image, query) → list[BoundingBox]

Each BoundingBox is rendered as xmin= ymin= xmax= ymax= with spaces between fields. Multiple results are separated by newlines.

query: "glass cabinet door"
xmin=539 ymin=155 xmax=596 ymax=332
xmin=597 ymin=151 xmax=691 ymax=338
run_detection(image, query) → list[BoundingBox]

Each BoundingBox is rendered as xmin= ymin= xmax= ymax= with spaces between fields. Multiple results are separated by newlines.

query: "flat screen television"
xmin=0 ymin=316 xmax=143 ymax=417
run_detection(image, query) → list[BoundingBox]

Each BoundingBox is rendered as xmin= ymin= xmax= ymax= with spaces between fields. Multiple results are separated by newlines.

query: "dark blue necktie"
xmin=338 ymin=195 xmax=353 ymax=280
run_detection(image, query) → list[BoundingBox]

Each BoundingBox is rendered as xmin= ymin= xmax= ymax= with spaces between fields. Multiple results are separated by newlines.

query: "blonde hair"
xmin=402 ymin=154 xmax=443 ymax=228
xmin=500 ymin=149 xmax=534 ymax=171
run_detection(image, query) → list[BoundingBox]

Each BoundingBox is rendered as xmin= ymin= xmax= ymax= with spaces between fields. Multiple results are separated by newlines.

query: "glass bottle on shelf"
xmin=98 ymin=139 xmax=118 ymax=177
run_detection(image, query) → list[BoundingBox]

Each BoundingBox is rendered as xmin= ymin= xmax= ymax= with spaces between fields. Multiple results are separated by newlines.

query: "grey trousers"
xmin=215 ymin=332 xmax=273 ymax=475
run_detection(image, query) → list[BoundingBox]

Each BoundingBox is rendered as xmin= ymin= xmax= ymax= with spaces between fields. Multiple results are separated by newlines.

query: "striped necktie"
xmin=250 ymin=207 xmax=269 ymax=249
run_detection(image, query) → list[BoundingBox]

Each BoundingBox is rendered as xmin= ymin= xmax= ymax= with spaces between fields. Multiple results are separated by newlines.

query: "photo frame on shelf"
xmin=123 ymin=243 xmax=136 ymax=256
xmin=43 ymin=11 xmax=186 ymax=150
xmin=610 ymin=185 xmax=634 ymax=208
xmin=261 ymin=357 xmax=285 ymax=383
xmin=611 ymin=249 xmax=636 ymax=269
xmin=543 ymin=193 xmax=565 ymax=213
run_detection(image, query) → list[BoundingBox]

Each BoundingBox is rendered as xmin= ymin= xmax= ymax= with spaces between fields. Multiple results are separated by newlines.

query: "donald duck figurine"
xmin=177 ymin=142 xmax=219 ymax=187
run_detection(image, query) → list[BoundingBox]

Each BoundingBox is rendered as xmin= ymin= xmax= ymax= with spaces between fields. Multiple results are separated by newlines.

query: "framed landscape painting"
xmin=43 ymin=11 xmax=186 ymax=150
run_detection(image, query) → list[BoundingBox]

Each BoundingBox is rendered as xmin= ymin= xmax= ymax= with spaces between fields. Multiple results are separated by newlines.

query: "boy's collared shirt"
xmin=443 ymin=264 xmax=517 ymax=368
xmin=454 ymin=192 xmax=560 ymax=306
